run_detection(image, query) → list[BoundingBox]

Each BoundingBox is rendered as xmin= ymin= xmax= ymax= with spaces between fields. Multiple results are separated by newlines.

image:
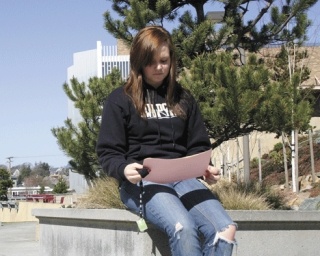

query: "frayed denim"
xmin=120 ymin=178 xmax=237 ymax=256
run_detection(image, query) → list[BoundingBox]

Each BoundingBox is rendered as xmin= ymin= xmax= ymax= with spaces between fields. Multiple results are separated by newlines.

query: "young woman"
xmin=97 ymin=26 xmax=236 ymax=256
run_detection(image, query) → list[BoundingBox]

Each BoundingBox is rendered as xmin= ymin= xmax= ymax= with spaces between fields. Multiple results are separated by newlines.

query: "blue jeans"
xmin=120 ymin=178 xmax=237 ymax=256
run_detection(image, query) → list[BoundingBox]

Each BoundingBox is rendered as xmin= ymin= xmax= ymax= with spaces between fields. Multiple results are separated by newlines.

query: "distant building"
xmin=67 ymin=41 xmax=130 ymax=193
xmin=9 ymin=186 xmax=53 ymax=197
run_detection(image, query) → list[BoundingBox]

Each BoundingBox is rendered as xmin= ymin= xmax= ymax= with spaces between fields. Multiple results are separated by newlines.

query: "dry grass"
xmin=77 ymin=177 xmax=286 ymax=210
xmin=207 ymin=179 xmax=272 ymax=210
xmin=76 ymin=177 xmax=126 ymax=209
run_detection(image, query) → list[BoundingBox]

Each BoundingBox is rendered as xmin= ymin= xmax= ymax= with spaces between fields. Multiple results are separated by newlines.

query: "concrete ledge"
xmin=32 ymin=209 xmax=320 ymax=256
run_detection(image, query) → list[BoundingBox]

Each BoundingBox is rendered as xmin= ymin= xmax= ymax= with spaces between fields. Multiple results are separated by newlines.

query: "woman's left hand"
xmin=203 ymin=165 xmax=221 ymax=185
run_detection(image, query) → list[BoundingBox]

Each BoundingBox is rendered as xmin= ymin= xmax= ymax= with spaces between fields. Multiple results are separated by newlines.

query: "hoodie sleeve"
xmin=96 ymin=90 xmax=129 ymax=182
xmin=186 ymin=96 xmax=211 ymax=155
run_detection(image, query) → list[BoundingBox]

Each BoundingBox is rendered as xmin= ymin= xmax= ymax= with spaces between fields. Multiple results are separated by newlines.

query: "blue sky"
xmin=0 ymin=1 xmax=319 ymax=169
xmin=0 ymin=0 xmax=115 ymax=168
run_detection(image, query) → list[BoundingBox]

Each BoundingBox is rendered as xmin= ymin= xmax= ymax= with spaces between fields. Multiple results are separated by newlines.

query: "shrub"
xmin=250 ymin=157 xmax=259 ymax=169
xmin=53 ymin=177 xmax=68 ymax=194
xmin=273 ymin=142 xmax=283 ymax=152
xmin=77 ymin=177 xmax=289 ymax=210
xmin=207 ymin=179 xmax=272 ymax=210
xmin=76 ymin=177 xmax=126 ymax=209
xmin=207 ymin=179 xmax=289 ymax=210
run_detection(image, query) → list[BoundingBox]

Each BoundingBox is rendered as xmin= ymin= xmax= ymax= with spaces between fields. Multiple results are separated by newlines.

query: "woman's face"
xmin=142 ymin=42 xmax=171 ymax=88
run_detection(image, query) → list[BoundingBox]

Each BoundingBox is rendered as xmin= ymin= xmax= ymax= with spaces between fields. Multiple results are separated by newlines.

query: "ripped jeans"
xmin=120 ymin=178 xmax=237 ymax=256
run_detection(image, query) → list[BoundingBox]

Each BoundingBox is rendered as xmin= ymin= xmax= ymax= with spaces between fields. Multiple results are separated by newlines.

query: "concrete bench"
xmin=32 ymin=208 xmax=320 ymax=256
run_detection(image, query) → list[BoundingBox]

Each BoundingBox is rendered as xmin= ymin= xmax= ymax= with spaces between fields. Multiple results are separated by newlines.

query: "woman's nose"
xmin=155 ymin=63 xmax=162 ymax=70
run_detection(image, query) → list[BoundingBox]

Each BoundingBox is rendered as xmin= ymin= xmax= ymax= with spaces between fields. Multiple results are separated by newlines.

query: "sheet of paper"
xmin=142 ymin=149 xmax=212 ymax=183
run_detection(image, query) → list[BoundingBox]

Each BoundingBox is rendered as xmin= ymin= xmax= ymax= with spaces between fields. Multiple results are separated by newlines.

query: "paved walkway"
xmin=0 ymin=222 xmax=39 ymax=256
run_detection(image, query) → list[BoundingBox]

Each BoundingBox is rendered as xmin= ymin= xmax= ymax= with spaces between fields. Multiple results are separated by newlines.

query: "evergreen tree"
xmin=104 ymin=0 xmax=317 ymax=68
xmin=103 ymin=0 xmax=315 ymax=147
xmin=52 ymin=70 xmax=124 ymax=182
xmin=258 ymin=45 xmax=314 ymax=136
xmin=179 ymin=49 xmax=313 ymax=148
xmin=0 ymin=168 xmax=13 ymax=200
xmin=52 ymin=0 xmax=317 ymax=182
xmin=17 ymin=164 xmax=32 ymax=185
xmin=53 ymin=177 xmax=68 ymax=194
xmin=39 ymin=185 xmax=45 ymax=194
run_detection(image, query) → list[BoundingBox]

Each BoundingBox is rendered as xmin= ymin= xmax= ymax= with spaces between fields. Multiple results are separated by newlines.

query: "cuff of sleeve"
xmin=118 ymin=162 xmax=128 ymax=181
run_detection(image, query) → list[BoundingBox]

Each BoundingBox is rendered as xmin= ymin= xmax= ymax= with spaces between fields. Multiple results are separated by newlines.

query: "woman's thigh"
xmin=173 ymin=179 xmax=234 ymax=236
xmin=120 ymin=181 xmax=197 ymax=233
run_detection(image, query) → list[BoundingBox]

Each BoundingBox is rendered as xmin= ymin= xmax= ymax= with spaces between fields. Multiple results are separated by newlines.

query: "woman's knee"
xmin=167 ymin=220 xmax=198 ymax=241
xmin=218 ymin=224 xmax=237 ymax=242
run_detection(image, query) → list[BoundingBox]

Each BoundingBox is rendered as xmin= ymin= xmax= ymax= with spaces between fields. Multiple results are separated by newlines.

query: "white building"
xmin=68 ymin=41 xmax=130 ymax=124
xmin=67 ymin=41 xmax=130 ymax=193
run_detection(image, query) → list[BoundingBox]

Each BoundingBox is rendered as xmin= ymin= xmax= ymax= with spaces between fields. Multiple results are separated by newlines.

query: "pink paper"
xmin=142 ymin=149 xmax=212 ymax=183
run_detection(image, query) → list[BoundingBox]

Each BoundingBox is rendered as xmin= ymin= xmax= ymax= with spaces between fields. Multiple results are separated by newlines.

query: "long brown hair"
xmin=124 ymin=26 xmax=187 ymax=118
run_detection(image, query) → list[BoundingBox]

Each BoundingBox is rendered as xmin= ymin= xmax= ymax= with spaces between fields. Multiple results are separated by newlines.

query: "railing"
xmin=26 ymin=194 xmax=55 ymax=203
xmin=0 ymin=201 xmax=18 ymax=210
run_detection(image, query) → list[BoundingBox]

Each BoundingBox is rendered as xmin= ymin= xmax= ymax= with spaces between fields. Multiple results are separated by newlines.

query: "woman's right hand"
xmin=124 ymin=163 xmax=144 ymax=184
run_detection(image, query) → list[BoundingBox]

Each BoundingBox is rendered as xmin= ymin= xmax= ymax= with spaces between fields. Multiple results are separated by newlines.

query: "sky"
xmin=0 ymin=1 xmax=319 ymax=169
xmin=0 ymin=0 xmax=116 ymax=168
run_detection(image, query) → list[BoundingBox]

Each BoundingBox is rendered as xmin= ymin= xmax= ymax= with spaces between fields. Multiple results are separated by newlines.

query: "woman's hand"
xmin=124 ymin=163 xmax=144 ymax=184
xmin=203 ymin=165 xmax=221 ymax=185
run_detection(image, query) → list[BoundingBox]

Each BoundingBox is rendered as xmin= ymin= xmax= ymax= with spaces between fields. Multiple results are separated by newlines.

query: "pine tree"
xmin=104 ymin=0 xmax=317 ymax=69
xmin=103 ymin=0 xmax=316 ymax=147
xmin=53 ymin=177 xmax=68 ymax=194
xmin=52 ymin=0 xmax=317 ymax=182
xmin=0 ymin=168 xmax=13 ymax=200
xmin=52 ymin=70 xmax=124 ymax=182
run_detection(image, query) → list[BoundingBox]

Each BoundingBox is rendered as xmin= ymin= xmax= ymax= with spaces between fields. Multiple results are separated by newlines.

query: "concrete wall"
xmin=0 ymin=202 xmax=62 ymax=223
xmin=0 ymin=194 xmax=75 ymax=223
xmin=32 ymin=208 xmax=320 ymax=256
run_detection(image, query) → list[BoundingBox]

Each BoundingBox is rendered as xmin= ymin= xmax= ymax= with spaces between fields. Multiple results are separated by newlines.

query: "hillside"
xmin=250 ymin=140 xmax=320 ymax=208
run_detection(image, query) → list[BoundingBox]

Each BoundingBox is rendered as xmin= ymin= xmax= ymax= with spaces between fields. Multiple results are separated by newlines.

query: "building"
xmin=9 ymin=186 xmax=53 ymax=198
xmin=67 ymin=40 xmax=130 ymax=124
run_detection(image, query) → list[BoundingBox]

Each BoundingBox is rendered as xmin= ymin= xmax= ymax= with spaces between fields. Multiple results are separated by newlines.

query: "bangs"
xmin=141 ymin=32 xmax=166 ymax=66
xmin=141 ymin=41 xmax=157 ymax=66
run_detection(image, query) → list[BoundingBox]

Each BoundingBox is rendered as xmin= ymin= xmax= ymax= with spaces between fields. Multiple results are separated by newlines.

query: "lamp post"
xmin=205 ymin=11 xmax=225 ymax=23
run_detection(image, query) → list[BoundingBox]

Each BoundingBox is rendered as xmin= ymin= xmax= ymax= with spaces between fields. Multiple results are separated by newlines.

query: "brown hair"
xmin=124 ymin=26 xmax=187 ymax=118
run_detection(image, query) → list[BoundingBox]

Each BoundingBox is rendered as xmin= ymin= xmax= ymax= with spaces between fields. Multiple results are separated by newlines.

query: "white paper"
xmin=142 ymin=149 xmax=212 ymax=183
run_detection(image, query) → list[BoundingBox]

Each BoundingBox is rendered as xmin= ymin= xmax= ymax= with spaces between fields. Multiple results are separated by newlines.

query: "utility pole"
xmin=6 ymin=157 xmax=14 ymax=199
xmin=6 ymin=156 xmax=13 ymax=174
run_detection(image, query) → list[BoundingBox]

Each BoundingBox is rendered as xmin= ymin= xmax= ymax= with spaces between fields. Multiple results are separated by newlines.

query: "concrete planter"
xmin=32 ymin=209 xmax=320 ymax=256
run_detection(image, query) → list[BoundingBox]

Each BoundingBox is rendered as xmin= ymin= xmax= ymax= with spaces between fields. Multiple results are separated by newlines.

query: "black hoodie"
xmin=96 ymin=83 xmax=211 ymax=184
